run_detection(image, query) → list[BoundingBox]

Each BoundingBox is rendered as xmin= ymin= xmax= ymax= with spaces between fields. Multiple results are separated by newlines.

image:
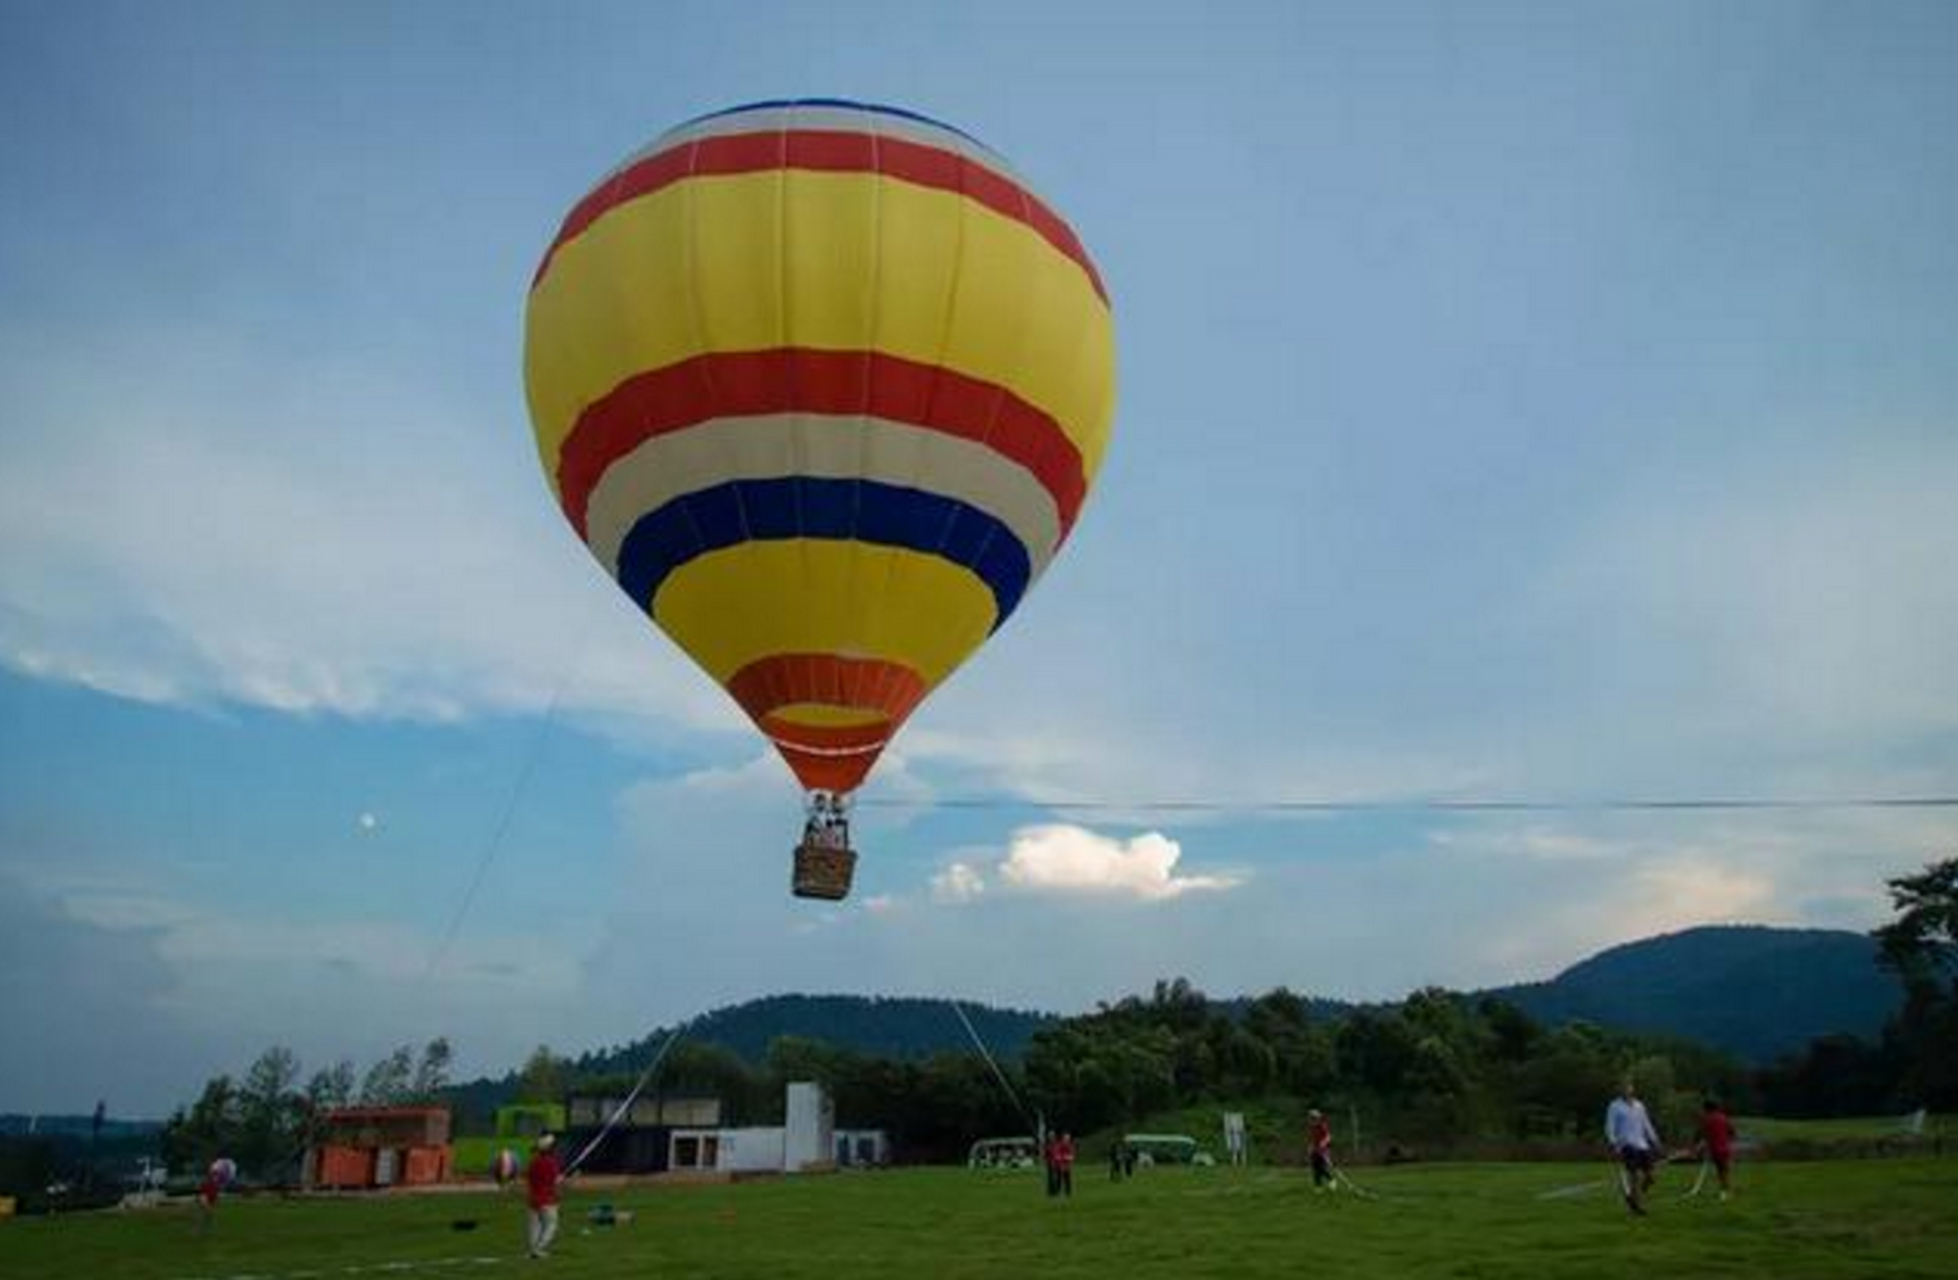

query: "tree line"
xmin=158 ymin=1038 xmax=452 ymax=1180
xmin=162 ymin=857 xmax=1955 ymax=1175
xmin=1759 ymin=857 xmax=1957 ymax=1116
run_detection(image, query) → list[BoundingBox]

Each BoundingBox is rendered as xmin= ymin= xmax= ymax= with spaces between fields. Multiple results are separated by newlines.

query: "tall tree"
xmin=411 ymin=1038 xmax=454 ymax=1102
xmin=360 ymin=1046 xmax=415 ymax=1105
xmin=1875 ymin=857 xmax=1958 ymax=985
xmin=237 ymin=1046 xmax=303 ymax=1178
xmin=1873 ymin=857 xmax=1958 ymax=1108
xmin=305 ymin=1060 xmax=357 ymax=1110
xmin=160 ymin=1074 xmax=240 ymax=1174
xmin=516 ymin=1046 xmax=567 ymax=1104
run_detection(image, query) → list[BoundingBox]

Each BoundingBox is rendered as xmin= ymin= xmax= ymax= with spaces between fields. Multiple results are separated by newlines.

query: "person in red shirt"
xmin=1044 ymin=1131 xmax=1075 ymax=1198
xmin=1307 ymin=1110 xmax=1334 ymax=1192
xmin=1696 ymin=1097 xmax=1737 ymax=1200
xmin=525 ymin=1134 xmax=563 ymax=1258
xmin=195 ymin=1168 xmax=221 ymax=1234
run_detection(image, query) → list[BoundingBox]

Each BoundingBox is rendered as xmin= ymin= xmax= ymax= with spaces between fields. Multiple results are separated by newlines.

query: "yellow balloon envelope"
xmin=523 ymin=99 xmax=1116 ymax=866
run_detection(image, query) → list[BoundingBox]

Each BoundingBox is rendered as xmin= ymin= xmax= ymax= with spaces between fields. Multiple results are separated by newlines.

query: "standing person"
xmin=1605 ymin=1081 xmax=1663 ymax=1216
xmin=1307 ymin=1110 xmax=1334 ymax=1192
xmin=195 ymin=1161 xmax=224 ymax=1235
xmin=1043 ymin=1131 xmax=1060 ymax=1197
xmin=1108 ymin=1139 xmax=1125 ymax=1182
xmin=1695 ymin=1097 xmax=1737 ymax=1201
xmin=525 ymin=1134 xmax=563 ymax=1258
xmin=1052 ymin=1132 xmax=1075 ymax=1198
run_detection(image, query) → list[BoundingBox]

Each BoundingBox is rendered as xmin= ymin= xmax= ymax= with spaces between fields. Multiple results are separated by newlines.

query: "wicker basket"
xmin=792 ymin=841 xmax=858 ymax=901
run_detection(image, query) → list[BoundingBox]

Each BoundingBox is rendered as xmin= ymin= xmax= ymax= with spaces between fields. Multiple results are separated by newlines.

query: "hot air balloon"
xmin=524 ymin=99 xmax=1116 ymax=899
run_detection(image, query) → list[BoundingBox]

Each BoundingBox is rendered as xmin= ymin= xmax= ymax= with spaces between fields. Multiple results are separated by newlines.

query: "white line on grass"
xmin=175 ymin=1255 xmax=505 ymax=1280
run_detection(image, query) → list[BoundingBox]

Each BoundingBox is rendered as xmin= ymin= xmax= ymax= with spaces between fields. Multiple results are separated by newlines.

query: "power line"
xmin=857 ymin=795 xmax=1958 ymax=815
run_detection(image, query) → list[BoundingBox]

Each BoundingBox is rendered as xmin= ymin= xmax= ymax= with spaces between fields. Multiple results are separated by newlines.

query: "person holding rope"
xmin=1604 ymin=1081 xmax=1663 ymax=1216
xmin=526 ymin=1133 xmax=563 ymax=1258
xmin=1694 ymin=1096 xmax=1736 ymax=1201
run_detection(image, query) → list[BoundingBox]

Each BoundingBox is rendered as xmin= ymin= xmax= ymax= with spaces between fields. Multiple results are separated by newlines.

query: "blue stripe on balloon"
xmin=675 ymin=98 xmax=996 ymax=151
xmin=617 ymin=478 xmax=1031 ymax=630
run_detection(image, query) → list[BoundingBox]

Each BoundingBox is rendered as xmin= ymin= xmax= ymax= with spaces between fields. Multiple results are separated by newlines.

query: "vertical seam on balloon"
xmin=836 ymin=107 xmax=873 ymax=683
xmin=556 ymin=159 xmax=636 ymax=506
xmin=943 ymin=152 xmax=1009 ymax=634
xmin=657 ymin=143 xmax=709 ymax=587
xmin=910 ymin=140 xmax=975 ymax=650
xmin=677 ymin=140 xmax=747 ymax=554
xmin=776 ymin=105 xmax=814 ymax=616
xmin=943 ymin=163 xmax=1033 ymax=638
xmin=851 ymin=110 xmax=890 ymax=720
xmin=952 ymin=161 xmax=1032 ymax=567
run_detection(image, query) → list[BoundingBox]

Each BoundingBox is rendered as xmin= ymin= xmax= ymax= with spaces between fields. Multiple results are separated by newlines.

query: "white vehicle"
xmin=967 ymin=1137 xmax=1039 ymax=1170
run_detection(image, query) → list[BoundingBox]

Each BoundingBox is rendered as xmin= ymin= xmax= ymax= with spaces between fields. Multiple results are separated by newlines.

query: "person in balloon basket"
xmin=1045 ymin=1131 xmax=1075 ymax=1198
xmin=1605 ymin=1081 xmax=1663 ymax=1216
xmin=1695 ymin=1096 xmax=1737 ymax=1201
xmin=1307 ymin=1110 xmax=1334 ymax=1192
xmin=526 ymin=1134 xmax=563 ymax=1258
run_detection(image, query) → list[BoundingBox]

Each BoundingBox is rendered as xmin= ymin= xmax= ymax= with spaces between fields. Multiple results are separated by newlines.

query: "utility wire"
xmin=860 ymin=795 xmax=1958 ymax=815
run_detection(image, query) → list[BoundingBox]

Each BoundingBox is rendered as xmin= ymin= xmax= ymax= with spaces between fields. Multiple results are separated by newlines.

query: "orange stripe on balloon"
xmin=726 ymin=654 xmax=929 ymax=724
xmin=760 ymin=716 xmax=895 ymax=794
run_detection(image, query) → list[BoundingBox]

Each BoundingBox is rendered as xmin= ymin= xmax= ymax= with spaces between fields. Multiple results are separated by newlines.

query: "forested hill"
xmin=1483 ymin=925 xmax=1902 ymax=1063
xmin=614 ymin=928 xmax=1904 ymax=1070
xmin=450 ymin=926 xmax=1901 ymax=1116
xmin=575 ymin=994 xmax=1057 ymax=1076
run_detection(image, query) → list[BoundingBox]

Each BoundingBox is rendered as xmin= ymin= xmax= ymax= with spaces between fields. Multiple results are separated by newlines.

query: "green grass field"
xmin=6 ymin=1159 xmax=1957 ymax=1279
xmin=1737 ymin=1113 xmax=1950 ymax=1143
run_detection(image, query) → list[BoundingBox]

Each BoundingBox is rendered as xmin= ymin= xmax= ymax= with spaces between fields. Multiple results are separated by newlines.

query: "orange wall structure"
xmin=309 ymin=1107 xmax=453 ymax=1189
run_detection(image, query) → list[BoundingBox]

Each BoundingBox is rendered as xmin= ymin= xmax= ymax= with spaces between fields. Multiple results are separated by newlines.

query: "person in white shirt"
xmin=1604 ymin=1080 xmax=1663 ymax=1215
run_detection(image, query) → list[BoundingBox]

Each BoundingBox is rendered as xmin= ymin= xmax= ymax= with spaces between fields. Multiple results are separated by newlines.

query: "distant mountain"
xmin=0 ymin=1115 xmax=161 ymax=1138
xmin=1482 ymin=925 xmax=1903 ymax=1064
xmin=577 ymin=994 xmax=1057 ymax=1075
xmin=449 ymin=926 xmax=1900 ymax=1117
xmin=445 ymin=994 xmax=1058 ymax=1119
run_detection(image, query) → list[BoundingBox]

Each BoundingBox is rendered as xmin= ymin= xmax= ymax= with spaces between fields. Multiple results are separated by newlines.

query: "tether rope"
xmin=562 ymin=1018 xmax=694 ymax=1177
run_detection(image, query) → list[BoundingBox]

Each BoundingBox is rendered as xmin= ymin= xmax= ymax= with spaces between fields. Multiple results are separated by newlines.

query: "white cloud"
xmin=0 ymin=324 xmax=737 ymax=740
xmin=995 ymin=824 xmax=1242 ymax=901
xmin=930 ymin=862 xmax=987 ymax=904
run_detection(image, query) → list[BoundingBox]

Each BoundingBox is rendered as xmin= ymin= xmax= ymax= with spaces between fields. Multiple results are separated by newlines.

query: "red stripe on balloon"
xmin=532 ymin=129 xmax=1107 ymax=303
xmin=557 ymin=348 xmax=1086 ymax=542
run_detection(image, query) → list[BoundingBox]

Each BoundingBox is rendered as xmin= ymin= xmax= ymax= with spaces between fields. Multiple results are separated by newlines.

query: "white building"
xmin=666 ymin=1081 xmax=883 ymax=1174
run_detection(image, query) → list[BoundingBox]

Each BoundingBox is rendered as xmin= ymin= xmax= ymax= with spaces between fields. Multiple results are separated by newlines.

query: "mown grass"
xmin=5 ymin=1158 xmax=1956 ymax=1279
xmin=1737 ymin=1113 xmax=1950 ymax=1142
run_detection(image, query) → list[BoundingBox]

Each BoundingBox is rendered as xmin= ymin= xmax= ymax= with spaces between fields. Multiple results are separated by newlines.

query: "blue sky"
xmin=2 ymin=1 xmax=1954 ymax=1115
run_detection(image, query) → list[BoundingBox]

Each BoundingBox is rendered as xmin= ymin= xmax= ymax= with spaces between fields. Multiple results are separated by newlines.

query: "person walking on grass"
xmin=1307 ymin=1110 xmax=1335 ymax=1192
xmin=1605 ymin=1081 xmax=1663 ymax=1216
xmin=526 ymin=1133 xmax=563 ymax=1258
xmin=1695 ymin=1096 xmax=1737 ymax=1201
